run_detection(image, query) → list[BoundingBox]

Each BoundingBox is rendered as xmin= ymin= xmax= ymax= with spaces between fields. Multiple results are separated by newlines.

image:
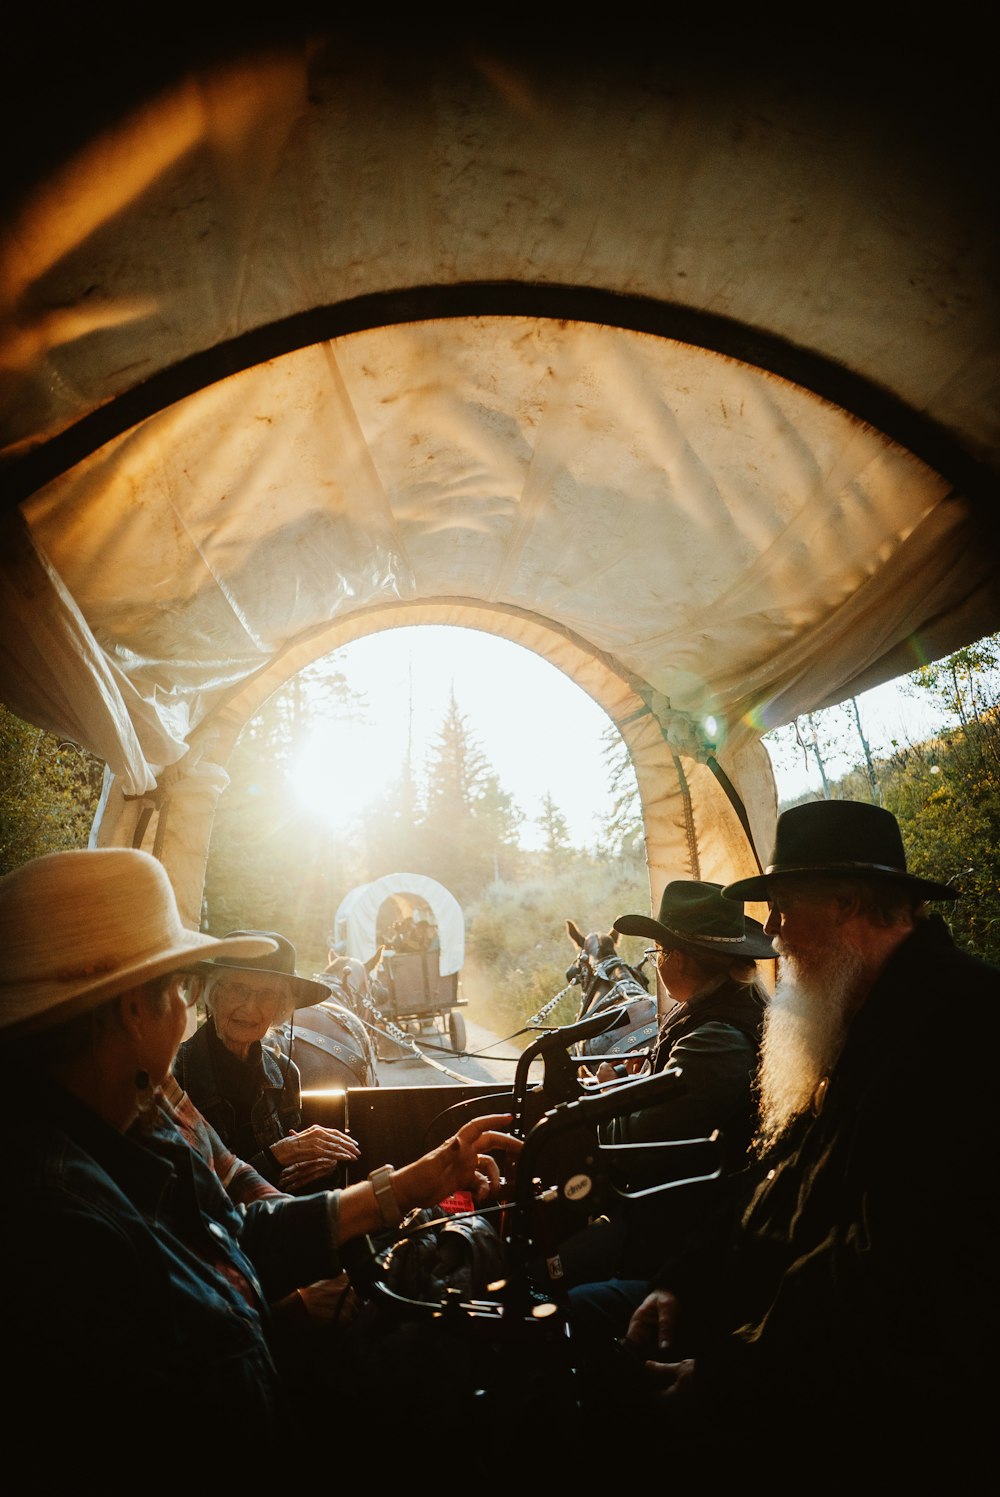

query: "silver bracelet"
xmin=368 ymin=1165 xmax=402 ymax=1228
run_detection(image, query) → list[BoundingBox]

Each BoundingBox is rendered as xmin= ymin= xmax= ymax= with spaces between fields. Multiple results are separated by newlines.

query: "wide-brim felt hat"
xmin=205 ymin=931 xmax=330 ymax=1007
xmin=614 ymin=880 xmax=776 ymax=960
xmin=722 ymin=799 xmax=958 ymax=903
xmin=0 ymin=848 xmax=277 ymax=1039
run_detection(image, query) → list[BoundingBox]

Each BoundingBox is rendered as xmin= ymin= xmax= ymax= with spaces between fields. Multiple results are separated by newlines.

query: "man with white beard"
xmin=753 ymin=885 xmax=877 ymax=1154
xmin=574 ymin=800 xmax=998 ymax=1478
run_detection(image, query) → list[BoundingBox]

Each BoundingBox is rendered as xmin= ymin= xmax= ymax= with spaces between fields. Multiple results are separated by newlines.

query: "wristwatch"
xmin=368 ymin=1165 xmax=402 ymax=1228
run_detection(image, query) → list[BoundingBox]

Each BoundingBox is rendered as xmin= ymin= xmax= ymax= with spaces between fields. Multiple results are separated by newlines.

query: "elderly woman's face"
xmin=209 ymin=971 xmax=291 ymax=1056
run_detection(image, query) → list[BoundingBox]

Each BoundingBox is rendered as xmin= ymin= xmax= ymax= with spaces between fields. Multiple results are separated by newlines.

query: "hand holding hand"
xmin=622 ymin=1290 xmax=695 ymax=1400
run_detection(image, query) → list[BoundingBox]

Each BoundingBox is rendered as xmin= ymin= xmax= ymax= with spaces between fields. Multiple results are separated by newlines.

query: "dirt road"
xmin=373 ymin=1014 xmax=526 ymax=1089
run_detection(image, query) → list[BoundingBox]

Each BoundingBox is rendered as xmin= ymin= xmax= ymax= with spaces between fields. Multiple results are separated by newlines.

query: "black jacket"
xmin=605 ymin=977 xmax=765 ymax=1168
xmin=652 ymin=916 xmax=1000 ymax=1471
xmin=2 ymin=1078 xmax=339 ymax=1471
xmin=557 ymin=980 xmax=766 ymax=1284
xmin=174 ymin=1018 xmax=302 ymax=1185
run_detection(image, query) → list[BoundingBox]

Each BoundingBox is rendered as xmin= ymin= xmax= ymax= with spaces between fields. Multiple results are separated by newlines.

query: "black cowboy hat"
xmin=204 ymin=929 xmax=329 ymax=1006
xmin=614 ymin=880 xmax=776 ymax=960
xmin=722 ymin=800 xmax=958 ymax=904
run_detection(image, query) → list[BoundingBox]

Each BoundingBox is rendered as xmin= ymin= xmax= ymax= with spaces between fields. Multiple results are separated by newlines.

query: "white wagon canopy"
xmin=334 ymin=874 xmax=465 ymax=979
xmin=1 ymin=16 xmax=998 ymax=929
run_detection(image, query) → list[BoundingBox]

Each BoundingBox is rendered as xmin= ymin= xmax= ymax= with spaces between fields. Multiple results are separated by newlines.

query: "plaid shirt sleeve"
xmin=159 ymin=1075 xmax=284 ymax=1203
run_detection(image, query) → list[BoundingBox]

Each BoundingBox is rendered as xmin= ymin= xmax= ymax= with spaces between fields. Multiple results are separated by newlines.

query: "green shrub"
xmin=463 ymin=858 xmax=653 ymax=1042
xmin=0 ymin=706 xmax=103 ymax=875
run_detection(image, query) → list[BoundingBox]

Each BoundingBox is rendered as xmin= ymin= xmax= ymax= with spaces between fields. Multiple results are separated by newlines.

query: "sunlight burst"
xmin=289 ymin=722 xmax=405 ymax=829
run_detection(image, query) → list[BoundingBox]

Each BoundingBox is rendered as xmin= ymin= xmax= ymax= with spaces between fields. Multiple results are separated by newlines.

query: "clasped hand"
xmin=622 ymin=1289 xmax=696 ymax=1402
xmin=273 ymin=1123 xmax=361 ymax=1189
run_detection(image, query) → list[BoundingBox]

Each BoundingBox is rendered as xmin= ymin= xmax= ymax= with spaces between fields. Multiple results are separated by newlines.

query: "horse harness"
xmin=573 ymin=954 xmax=660 ymax=1060
xmin=571 ymin=951 xmax=647 ymax=1014
xmin=273 ymin=1017 xmax=373 ymax=1087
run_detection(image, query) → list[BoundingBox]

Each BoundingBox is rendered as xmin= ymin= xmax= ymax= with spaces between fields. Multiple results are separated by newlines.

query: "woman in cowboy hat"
xmin=174 ymin=933 xmax=360 ymax=1192
xmin=559 ymin=880 xmax=775 ymax=1287
xmin=0 ymin=847 xmax=519 ymax=1467
xmin=604 ymin=879 xmax=775 ymax=1153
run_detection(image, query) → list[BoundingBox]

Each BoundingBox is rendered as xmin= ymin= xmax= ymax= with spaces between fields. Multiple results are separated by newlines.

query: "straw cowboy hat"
xmin=614 ymin=880 xmax=776 ymax=960
xmin=722 ymin=799 xmax=958 ymax=903
xmin=205 ymin=931 xmax=330 ymax=1007
xmin=0 ymin=848 xmax=276 ymax=1038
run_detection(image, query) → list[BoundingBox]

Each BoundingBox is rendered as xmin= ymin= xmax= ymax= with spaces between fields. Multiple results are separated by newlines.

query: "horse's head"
xmin=320 ymin=953 xmax=378 ymax=1009
xmin=565 ymin=918 xmax=657 ymax=1057
xmin=565 ymin=919 xmax=621 ymax=988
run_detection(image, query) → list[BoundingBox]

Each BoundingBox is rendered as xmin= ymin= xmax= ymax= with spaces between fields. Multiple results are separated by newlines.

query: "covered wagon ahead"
xmin=333 ymin=873 xmax=468 ymax=1053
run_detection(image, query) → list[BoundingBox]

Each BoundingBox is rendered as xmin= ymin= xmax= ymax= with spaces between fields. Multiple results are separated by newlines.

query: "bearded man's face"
xmin=755 ymin=885 xmax=866 ymax=1154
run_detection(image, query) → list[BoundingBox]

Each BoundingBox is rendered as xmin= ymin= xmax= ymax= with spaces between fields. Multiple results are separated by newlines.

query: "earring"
xmin=134 ymin=1068 xmax=154 ymax=1114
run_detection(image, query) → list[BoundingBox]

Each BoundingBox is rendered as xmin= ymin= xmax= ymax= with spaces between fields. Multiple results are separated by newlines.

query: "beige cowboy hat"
xmin=0 ymin=847 xmax=276 ymax=1038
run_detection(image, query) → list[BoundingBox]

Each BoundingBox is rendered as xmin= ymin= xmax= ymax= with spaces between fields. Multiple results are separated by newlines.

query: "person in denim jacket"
xmin=0 ymin=847 xmax=520 ymax=1472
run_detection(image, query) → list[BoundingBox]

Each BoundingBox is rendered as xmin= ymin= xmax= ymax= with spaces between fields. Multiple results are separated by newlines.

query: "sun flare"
xmin=289 ymin=721 xmax=405 ymax=829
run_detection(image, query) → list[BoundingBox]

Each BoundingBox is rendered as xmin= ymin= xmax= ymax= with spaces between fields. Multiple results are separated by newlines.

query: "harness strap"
xmin=350 ymin=991 xmax=475 ymax=1085
xmin=591 ymin=957 xmax=649 ymax=988
xmin=278 ymin=1024 xmax=372 ymax=1086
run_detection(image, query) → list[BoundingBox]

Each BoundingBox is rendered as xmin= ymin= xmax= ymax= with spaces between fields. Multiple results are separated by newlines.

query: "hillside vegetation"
xmin=460 ymin=856 xmax=653 ymax=1046
xmin=770 ymin=637 xmax=1000 ymax=967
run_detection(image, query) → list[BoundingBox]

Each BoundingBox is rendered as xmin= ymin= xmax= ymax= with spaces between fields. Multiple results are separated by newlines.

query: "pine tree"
xmin=424 ymin=691 xmax=487 ymax=826
xmin=421 ymin=689 xmax=523 ymax=898
xmin=536 ymin=792 xmax=572 ymax=871
xmin=363 ymin=769 xmax=427 ymax=880
xmin=598 ymin=722 xmax=643 ymax=861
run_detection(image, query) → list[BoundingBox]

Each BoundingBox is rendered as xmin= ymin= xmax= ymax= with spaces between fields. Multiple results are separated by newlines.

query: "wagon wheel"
xmin=448 ymin=1009 xmax=467 ymax=1054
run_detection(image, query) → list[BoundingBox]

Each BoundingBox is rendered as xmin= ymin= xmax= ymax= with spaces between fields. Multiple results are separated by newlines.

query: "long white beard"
xmin=755 ymin=938 xmax=866 ymax=1154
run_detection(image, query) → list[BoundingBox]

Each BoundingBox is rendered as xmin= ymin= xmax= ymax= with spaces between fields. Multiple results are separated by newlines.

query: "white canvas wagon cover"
xmin=334 ymin=874 xmax=464 ymax=977
xmin=0 ymin=19 xmax=997 ymax=931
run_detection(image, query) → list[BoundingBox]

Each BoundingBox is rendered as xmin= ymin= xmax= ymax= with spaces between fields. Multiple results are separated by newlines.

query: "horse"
xmin=320 ymin=951 xmax=388 ymax=1024
xmin=271 ymin=956 xmax=382 ymax=1090
xmin=320 ymin=948 xmax=415 ymax=1061
xmin=564 ymin=920 xmax=659 ymax=1062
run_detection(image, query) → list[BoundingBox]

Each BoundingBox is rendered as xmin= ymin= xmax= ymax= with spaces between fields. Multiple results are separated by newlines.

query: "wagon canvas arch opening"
xmin=2 ymin=21 xmax=997 ymax=932
xmin=100 ymin=594 xmax=779 ymax=937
